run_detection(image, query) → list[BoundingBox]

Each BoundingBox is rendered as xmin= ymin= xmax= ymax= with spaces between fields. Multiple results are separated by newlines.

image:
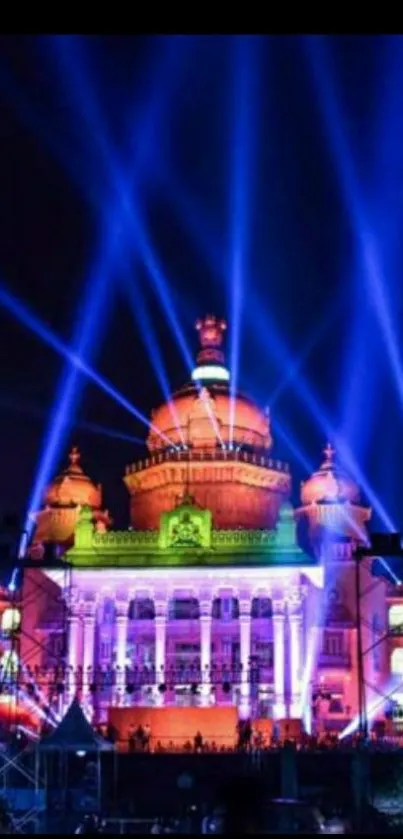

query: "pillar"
xmin=273 ymin=601 xmax=286 ymax=719
xmin=200 ymin=599 xmax=212 ymax=706
xmin=66 ymin=609 xmax=81 ymax=705
xmin=82 ymin=604 xmax=96 ymax=715
xmin=114 ymin=600 xmax=129 ymax=706
xmin=289 ymin=610 xmax=303 ymax=718
xmin=154 ymin=597 xmax=167 ymax=706
xmin=239 ymin=597 xmax=252 ymax=717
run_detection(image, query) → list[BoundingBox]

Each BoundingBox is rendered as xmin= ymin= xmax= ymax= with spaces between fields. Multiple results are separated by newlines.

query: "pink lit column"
xmin=289 ymin=610 xmax=303 ymax=718
xmin=239 ymin=597 xmax=252 ymax=717
xmin=273 ymin=601 xmax=286 ymax=719
xmin=66 ymin=609 xmax=81 ymax=706
xmin=114 ymin=601 xmax=129 ymax=707
xmin=154 ymin=598 xmax=167 ymax=706
xmin=200 ymin=599 xmax=212 ymax=706
xmin=82 ymin=605 xmax=96 ymax=716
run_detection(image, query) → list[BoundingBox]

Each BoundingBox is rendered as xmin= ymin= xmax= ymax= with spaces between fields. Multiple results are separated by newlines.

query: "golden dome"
xmin=147 ymin=315 xmax=272 ymax=452
xmin=45 ymin=446 xmax=102 ymax=509
xmin=300 ymin=443 xmax=360 ymax=506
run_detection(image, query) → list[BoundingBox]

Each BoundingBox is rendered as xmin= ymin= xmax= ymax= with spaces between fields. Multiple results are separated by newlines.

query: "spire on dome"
xmin=68 ymin=446 xmax=82 ymax=472
xmin=195 ymin=315 xmax=227 ymax=366
xmin=321 ymin=442 xmax=335 ymax=470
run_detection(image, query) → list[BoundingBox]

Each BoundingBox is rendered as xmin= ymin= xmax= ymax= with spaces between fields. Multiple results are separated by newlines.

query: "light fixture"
xmin=191 ymin=365 xmax=230 ymax=383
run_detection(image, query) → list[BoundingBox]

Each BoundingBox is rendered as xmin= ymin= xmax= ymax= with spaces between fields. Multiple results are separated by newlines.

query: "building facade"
xmin=18 ymin=315 xmax=402 ymax=736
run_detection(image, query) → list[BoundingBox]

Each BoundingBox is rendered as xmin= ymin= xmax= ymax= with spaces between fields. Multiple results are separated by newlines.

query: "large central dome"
xmin=125 ymin=315 xmax=290 ymax=530
xmin=147 ymin=315 xmax=272 ymax=452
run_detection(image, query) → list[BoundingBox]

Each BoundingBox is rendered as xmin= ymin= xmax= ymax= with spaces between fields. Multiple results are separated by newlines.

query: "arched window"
xmin=102 ymin=598 xmax=115 ymax=624
xmin=391 ymin=648 xmax=403 ymax=675
xmin=212 ymin=598 xmax=239 ymax=620
xmin=128 ymin=598 xmax=155 ymax=620
xmin=389 ymin=605 xmax=403 ymax=633
xmin=1 ymin=608 xmax=21 ymax=634
xmin=0 ymin=650 xmax=18 ymax=676
xmin=169 ymin=599 xmax=200 ymax=620
xmin=251 ymin=598 xmax=272 ymax=619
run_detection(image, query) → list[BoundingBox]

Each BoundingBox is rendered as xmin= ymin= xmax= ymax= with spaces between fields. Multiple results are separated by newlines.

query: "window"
xmin=389 ymin=605 xmax=403 ymax=633
xmin=221 ymin=639 xmax=232 ymax=658
xmin=129 ymin=599 xmax=155 ymax=620
xmin=323 ymin=631 xmax=343 ymax=656
xmin=102 ymin=598 xmax=115 ymax=624
xmin=252 ymin=598 xmax=273 ymax=619
xmin=254 ymin=641 xmax=274 ymax=667
xmin=100 ymin=639 xmax=111 ymax=660
xmin=212 ymin=598 xmax=239 ymax=620
xmin=391 ymin=648 xmax=403 ymax=675
xmin=169 ymin=599 xmax=200 ymax=620
xmin=328 ymin=698 xmax=343 ymax=714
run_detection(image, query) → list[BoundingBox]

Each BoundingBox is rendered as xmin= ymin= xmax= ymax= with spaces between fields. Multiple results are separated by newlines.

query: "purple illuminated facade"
xmin=20 ymin=318 xmax=403 ymax=737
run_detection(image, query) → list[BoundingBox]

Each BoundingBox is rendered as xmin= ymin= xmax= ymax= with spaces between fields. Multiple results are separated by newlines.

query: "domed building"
xmin=125 ymin=315 xmax=290 ymax=530
xmin=296 ymin=443 xmax=371 ymax=541
xmin=18 ymin=315 xmax=401 ymax=745
xmin=31 ymin=446 xmax=111 ymax=549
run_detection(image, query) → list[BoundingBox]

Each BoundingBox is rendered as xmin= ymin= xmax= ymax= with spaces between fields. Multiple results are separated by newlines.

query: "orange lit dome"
xmin=45 ymin=447 xmax=102 ymax=508
xmin=300 ymin=443 xmax=360 ymax=506
xmin=147 ymin=315 xmax=272 ymax=452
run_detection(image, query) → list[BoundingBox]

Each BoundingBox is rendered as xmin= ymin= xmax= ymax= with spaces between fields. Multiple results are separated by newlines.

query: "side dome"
xmin=300 ymin=444 xmax=360 ymax=506
xmin=147 ymin=315 xmax=272 ymax=452
xmin=45 ymin=446 xmax=102 ymax=508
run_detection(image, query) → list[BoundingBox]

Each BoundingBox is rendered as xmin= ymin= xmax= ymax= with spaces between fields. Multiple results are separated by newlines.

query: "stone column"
xmin=239 ymin=597 xmax=252 ymax=717
xmin=82 ymin=604 xmax=96 ymax=716
xmin=200 ymin=599 xmax=212 ymax=706
xmin=114 ymin=600 xmax=129 ymax=707
xmin=154 ymin=597 xmax=167 ymax=706
xmin=289 ymin=610 xmax=303 ymax=718
xmin=273 ymin=601 xmax=286 ymax=719
xmin=66 ymin=608 xmax=81 ymax=706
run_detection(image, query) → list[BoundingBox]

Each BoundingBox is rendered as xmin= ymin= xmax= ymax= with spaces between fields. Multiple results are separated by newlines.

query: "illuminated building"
xmin=18 ymin=315 xmax=402 ymax=740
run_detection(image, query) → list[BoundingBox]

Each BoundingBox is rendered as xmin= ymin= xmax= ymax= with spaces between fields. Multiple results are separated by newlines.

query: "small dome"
xmin=45 ymin=447 xmax=102 ymax=509
xmin=300 ymin=444 xmax=360 ymax=506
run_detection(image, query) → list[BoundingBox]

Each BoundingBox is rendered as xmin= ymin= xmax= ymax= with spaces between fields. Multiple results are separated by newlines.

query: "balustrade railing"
xmin=2 ymin=663 xmax=269 ymax=691
xmin=126 ymin=447 xmax=290 ymax=475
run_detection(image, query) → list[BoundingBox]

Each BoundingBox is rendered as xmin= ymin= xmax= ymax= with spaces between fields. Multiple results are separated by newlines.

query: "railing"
xmin=126 ymin=447 xmax=290 ymax=475
xmin=5 ymin=664 xmax=269 ymax=691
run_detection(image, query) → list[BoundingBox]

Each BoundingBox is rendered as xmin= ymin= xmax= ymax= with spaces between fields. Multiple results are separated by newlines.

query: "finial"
xmin=322 ymin=442 xmax=335 ymax=467
xmin=195 ymin=315 xmax=226 ymax=348
xmin=195 ymin=315 xmax=227 ymax=366
xmin=69 ymin=446 xmax=81 ymax=469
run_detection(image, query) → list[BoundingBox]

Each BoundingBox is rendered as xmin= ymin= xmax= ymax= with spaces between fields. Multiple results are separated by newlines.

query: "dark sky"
xmin=0 ymin=34 xmax=400 ymax=532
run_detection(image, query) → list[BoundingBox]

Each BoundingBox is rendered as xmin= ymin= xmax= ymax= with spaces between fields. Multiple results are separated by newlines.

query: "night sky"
xmin=0 ymin=35 xmax=400 ymax=532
